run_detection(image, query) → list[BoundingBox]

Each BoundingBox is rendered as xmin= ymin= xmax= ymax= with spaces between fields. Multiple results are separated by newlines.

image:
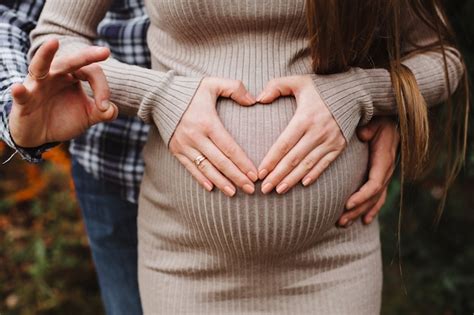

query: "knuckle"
xmin=297 ymin=116 xmax=312 ymax=129
xmin=355 ymin=208 xmax=366 ymax=217
xmin=196 ymin=118 xmax=213 ymax=134
xmin=372 ymin=182 xmax=383 ymax=193
xmin=169 ymin=138 xmax=178 ymax=155
xmin=336 ymin=137 xmax=346 ymax=149
xmin=206 ymin=126 xmax=223 ymax=140
xmin=198 ymin=161 xmax=209 ymax=171
xmin=283 ymin=162 xmax=294 ymax=174
xmin=319 ymin=110 xmax=334 ymax=123
xmin=305 ymin=112 xmax=318 ymax=125
xmin=313 ymin=164 xmax=325 ymax=176
xmin=318 ymin=125 xmax=331 ymax=138
xmin=354 ymin=207 xmax=367 ymax=216
xmin=215 ymin=158 xmax=228 ymax=170
xmin=278 ymin=141 xmax=292 ymax=155
xmin=170 ymin=149 xmax=180 ymax=158
xmin=87 ymin=63 xmax=101 ymax=73
xmin=302 ymin=158 xmax=314 ymax=171
xmin=168 ymin=139 xmax=179 ymax=153
xmin=319 ymin=158 xmax=331 ymax=170
xmin=171 ymin=131 xmax=189 ymax=148
xmin=222 ymin=144 xmax=238 ymax=158
xmin=79 ymin=55 xmax=91 ymax=66
xmin=289 ymin=155 xmax=301 ymax=168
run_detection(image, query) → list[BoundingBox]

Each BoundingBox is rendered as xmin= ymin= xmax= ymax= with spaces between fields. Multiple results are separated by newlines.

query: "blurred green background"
xmin=1 ymin=1 xmax=473 ymax=314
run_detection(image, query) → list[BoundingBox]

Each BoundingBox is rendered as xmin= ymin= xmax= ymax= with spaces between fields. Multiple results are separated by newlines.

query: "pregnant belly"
xmin=139 ymin=97 xmax=368 ymax=260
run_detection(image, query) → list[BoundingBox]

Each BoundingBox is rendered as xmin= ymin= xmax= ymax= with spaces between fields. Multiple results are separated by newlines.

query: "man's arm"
xmin=0 ymin=2 xmax=58 ymax=162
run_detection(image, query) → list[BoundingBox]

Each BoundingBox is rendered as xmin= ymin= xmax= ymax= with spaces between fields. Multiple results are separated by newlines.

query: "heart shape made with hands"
xmin=169 ymin=75 xmax=346 ymax=197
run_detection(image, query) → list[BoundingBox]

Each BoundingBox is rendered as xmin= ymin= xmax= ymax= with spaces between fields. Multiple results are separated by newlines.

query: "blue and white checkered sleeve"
xmin=0 ymin=2 xmax=56 ymax=163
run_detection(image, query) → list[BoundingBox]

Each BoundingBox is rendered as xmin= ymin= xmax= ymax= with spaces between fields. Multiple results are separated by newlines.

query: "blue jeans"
xmin=72 ymin=159 xmax=143 ymax=315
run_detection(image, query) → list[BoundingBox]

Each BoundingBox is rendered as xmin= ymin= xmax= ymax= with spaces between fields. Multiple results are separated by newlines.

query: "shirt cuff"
xmin=8 ymin=129 xmax=59 ymax=163
xmin=2 ymin=98 xmax=58 ymax=163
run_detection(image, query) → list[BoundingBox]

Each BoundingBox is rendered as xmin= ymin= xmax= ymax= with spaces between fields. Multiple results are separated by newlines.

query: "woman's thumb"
xmin=257 ymin=77 xmax=296 ymax=104
xmin=218 ymin=79 xmax=256 ymax=106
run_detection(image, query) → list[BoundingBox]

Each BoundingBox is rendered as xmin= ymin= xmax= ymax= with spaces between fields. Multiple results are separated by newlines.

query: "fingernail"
xmin=247 ymin=171 xmax=258 ymax=182
xmin=203 ymin=182 xmax=213 ymax=192
xmin=100 ymin=100 xmax=111 ymax=111
xmin=345 ymin=220 xmax=354 ymax=227
xmin=258 ymin=169 xmax=268 ymax=179
xmin=302 ymin=177 xmax=312 ymax=186
xmin=346 ymin=201 xmax=355 ymax=209
xmin=95 ymin=47 xmax=108 ymax=53
xmin=340 ymin=218 xmax=348 ymax=226
xmin=224 ymin=186 xmax=236 ymax=197
xmin=257 ymin=91 xmax=266 ymax=102
xmin=276 ymin=183 xmax=289 ymax=194
xmin=245 ymin=92 xmax=256 ymax=104
xmin=261 ymin=182 xmax=273 ymax=194
xmin=243 ymin=184 xmax=255 ymax=194
xmin=365 ymin=216 xmax=373 ymax=224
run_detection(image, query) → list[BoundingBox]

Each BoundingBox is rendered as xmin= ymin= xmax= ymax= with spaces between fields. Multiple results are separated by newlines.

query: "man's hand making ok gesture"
xmin=9 ymin=39 xmax=118 ymax=148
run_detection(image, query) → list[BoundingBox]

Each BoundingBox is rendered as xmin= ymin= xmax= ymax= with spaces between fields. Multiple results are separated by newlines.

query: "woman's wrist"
xmin=143 ymin=74 xmax=205 ymax=146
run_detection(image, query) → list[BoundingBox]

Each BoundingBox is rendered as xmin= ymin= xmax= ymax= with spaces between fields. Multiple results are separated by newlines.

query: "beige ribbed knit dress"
xmin=31 ymin=1 xmax=463 ymax=314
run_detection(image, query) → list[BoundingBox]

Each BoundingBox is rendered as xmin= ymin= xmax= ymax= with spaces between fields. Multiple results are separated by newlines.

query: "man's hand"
xmin=338 ymin=117 xmax=399 ymax=227
xmin=9 ymin=39 xmax=118 ymax=148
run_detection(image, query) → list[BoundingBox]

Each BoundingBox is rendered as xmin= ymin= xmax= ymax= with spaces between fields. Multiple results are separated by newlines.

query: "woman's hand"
xmin=257 ymin=75 xmax=346 ymax=194
xmin=9 ymin=39 xmax=118 ymax=148
xmin=169 ymin=77 xmax=259 ymax=197
xmin=338 ymin=118 xmax=399 ymax=227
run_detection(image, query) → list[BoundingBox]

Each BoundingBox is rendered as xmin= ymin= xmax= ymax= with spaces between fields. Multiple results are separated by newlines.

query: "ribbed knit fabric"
xmin=31 ymin=1 xmax=463 ymax=314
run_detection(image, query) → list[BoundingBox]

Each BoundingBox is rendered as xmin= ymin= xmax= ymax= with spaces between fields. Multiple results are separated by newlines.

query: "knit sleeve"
xmin=30 ymin=0 xmax=203 ymax=146
xmin=311 ymin=8 xmax=464 ymax=142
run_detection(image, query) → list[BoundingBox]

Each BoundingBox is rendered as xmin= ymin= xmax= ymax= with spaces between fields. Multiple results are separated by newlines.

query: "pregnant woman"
xmin=27 ymin=0 xmax=466 ymax=313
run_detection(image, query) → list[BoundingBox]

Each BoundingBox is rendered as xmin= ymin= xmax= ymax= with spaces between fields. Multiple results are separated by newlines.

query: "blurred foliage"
xmin=1 ymin=1 xmax=474 ymax=314
xmin=0 ymin=143 xmax=103 ymax=315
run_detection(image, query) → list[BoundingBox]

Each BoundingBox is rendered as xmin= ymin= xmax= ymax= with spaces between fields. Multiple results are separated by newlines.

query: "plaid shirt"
xmin=0 ymin=0 xmax=151 ymax=203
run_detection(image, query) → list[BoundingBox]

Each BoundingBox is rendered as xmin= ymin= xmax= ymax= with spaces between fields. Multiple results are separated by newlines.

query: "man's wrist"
xmin=8 ymin=128 xmax=59 ymax=162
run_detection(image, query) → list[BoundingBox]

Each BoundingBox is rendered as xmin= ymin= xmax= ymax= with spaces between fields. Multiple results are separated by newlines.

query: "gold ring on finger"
xmin=193 ymin=154 xmax=207 ymax=167
xmin=28 ymin=68 xmax=49 ymax=81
